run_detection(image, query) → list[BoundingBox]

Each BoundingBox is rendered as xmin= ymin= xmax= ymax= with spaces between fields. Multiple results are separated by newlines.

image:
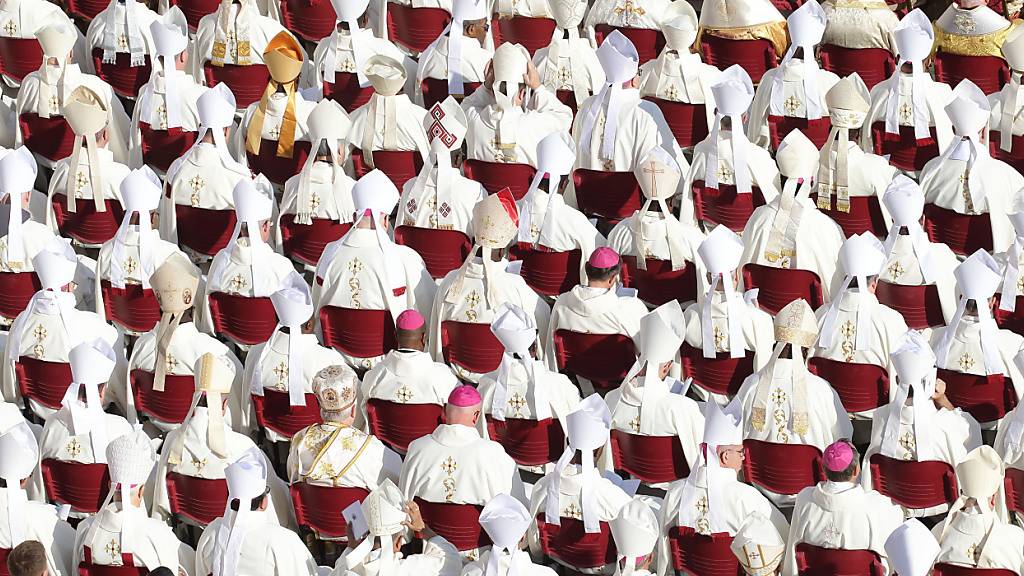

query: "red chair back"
xmin=165 ymin=472 xmax=229 ymax=527
xmin=290 ymin=483 xmax=369 ymax=539
xmin=366 ymin=399 xmax=443 ymax=452
xmin=91 ymin=49 xmax=151 ymax=99
xmin=869 ymin=453 xmax=958 ymax=509
xmin=994 ymin=294 xmax=1024 ymax=337
xmin=494 ymin=16 xmax=557 ymax=55
xmin=795 ymin=543 xmax=885 ymax=576
xmin=554 ymin=90 xmax=580 ymax=117
xmin=0 ymin=271 xmax=40 ymax=320
xmin=50 ymin=194 xmax=124 ymax=247
xmin=66 ymin=0 xmax=107 ymax=20
xmin=462 ymin=158 xmax=537 ymax=200
xmin=924 ymin=204 xmax=993 ymax=256
xmin=323 ymin=72 xmax=375 ymax=113
xmin=933 ymin=564 xmax=1018 ymax=576
xmin=208 ymin=293 xmax=279 ymax=346
xmin=387 ymin=4 xmax=451 ymax=54
xmin=351 ymin=149 xmax=423 ymax=191
xmin=1004 ymin=467 xmax=1024 ymax=517
xmin=517 ymin=247 xmax=581 ymax=297
xmin=743 ymin=439 xmax=825 ymax=496
xmin=77 ymin=549 xmax=147 ymax=576
xmin=768 ymin=116 xmax=833 ymax=150
xmin=699 ymin=35 xmax=777 ymax=84
xmin=280 ymin=215 xmax=350 ymax=268
xmin=138 ymin=123 xmax=197 ymax=174
xmin=486 ymin=416 xmax=565 ymax=467
xmin=416 ymin=499 xmax=490 ymax=551
xmin=594 ymin=25 xmax=664 ymax=65
xmin=394 ymin=226 xmax=472 ymax=280
xmin=168 ymin=0 xmax=220 ymax=31
xmin=643 ymin=97 xmax=709 ymax=149
xmin=870 ymin=121 xmax=939 ymax=172
xmin=319 ymin=307 xmax=397 ymax=360
xmin=874 ymin=280 xmax=945 ymax=330
xmin=203 ymin=63 xmax=270 ymax=109
xmin=990 ymin=131 xmax=1024 ymax=174
xmin=252 ymin=390 xmax=322 ymax=439
xmin=741 ymin=264 xmax=824 ymax=315
xmin=101 ymin=281 xmax=161 ymax=334
xmin=610 ymin=430 xmax=689 ymax=484
xmin=0 ymin=548 xmax=9 ymax=576
xmin=619 ymin=256 xmax=698 ymax=306
xmin=280 ymin=0 xmax=336 ymax=42
xmin=692 ymin=182 xmax=766 ymax=233
xmin=19 ymin=113 xmax=75 ymax=163
xmin=552 ymin=330 xmax=636 ymax=392
xmin=935 ymin=368 xmax=1017 ymax=424
xmin=572 ymin=169 xmax=643 ymax=226
xmin=131 ymin=369 xmax=195 ymax=425
xmin=246 ymin=140 xmax=311 ymax=187
xmin=807 ymin=357 xmax=890 ymax=413
xmin=934 ymin=53 xmax=1010 ymax=95
xmin=173 ymin=205 xmax=236 ymax=257
xmin=536 ymin=516 xmax=616 ymax=570
xmin=0 ymin=37 xmax=42 ymax=83
xmin=680 ymin=343 xmax=755 ymax=398
xmin=16 ymin=357 xmax=72 ymax=411
xmin=810 ymin=193 xmax=888 ymax=238
xmin=818 ymin=45 xmax=895 ymax=90
xmin=667 ymin=527 xmax=742 ymax=576
xmin=40 ymin=459 xmax=110 ymax=514
xmin=420 ymin=78 xmax=483 ymax=109
xmin=441 ymin=320 xmax=506 ymax=375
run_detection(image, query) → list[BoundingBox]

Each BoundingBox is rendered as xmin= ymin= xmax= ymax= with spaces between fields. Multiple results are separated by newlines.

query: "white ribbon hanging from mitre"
xmin=547 ymin=0 xmax=592 ymax=108
xmin=7 ymin=240 xmax=77 ymax=365
xmin=34 ymin=22 xmax=76 ymax=119
xmin=706 ymin=65 xmax=754 ymax=194
xmin=546 ymin=394 xmax=611 ymax=534
xmin=632 ymin=146 xmax=684 ymax=271
xmin=63 ymin=85 xmax=109 ymax=214
xmin=63 ymin=339 xmax=117 ymax=464
xmin=937 ymin=250 xmax=1004 ymax=376
xmin=446 ymin=188 xmax=520 ymax=307
xmin=101 ymin=0 xmax=146 ymax=66
xmin=698 ymin=225 xmax=745 ymax=359
xmin=769 ymin=0 xmax=826 ymax=120
xmin=345 ymin=478 xmax=406 ymax=572
xmin=167 ymin=84 xmax=240 ymax=184
xmin=148 ymin=7 xmax=189 ymax=130
xmin=489 ymin=302 xmax=549 ymax=422
xmin=881 ymin=330 xmax=938 ymax=461
xmin=881 ymin=175 xmax=936 ymax=284
xmin=764 ymin=129 xmax=817 ymax=267
xmin=518 ymin=131 xmax=576 ymax=247
xmin=819 ymin=233 xmax=886 ymax=351
xmin=324 ymin=0 xmax=370 ymax=85
xmin=0 ymin=421 xmax=38 ymax=547
xmin=491 ymin=42 xmax=529 ymax=156
xmin=933 ymin=79 xmax=992 ymax=213
xmin=251 ymin=273 xmax=313 ymax=407
xmin=168 ymin=353 xmax=236 ymax=466
xmin=886 ymin=9 xmax=934 ymax=140
xmin=580 ymin=30 xmax=639 ymax=163
xmin=621 ymin=301 xmax=685 ymax=435
xmin=817 ymin=72 xmax=870 ymax=213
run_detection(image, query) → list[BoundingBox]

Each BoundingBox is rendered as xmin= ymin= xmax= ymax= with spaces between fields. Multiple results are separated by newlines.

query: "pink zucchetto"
xmin=396 ymin=309 xmax=425 ymax=331
xmin=823 ymin=441 xmax=854 ymax=472
xmin=588 ymin=247 xmax=620 ymax=268
xmin=447 ymin=385 xmax=482 ymax=407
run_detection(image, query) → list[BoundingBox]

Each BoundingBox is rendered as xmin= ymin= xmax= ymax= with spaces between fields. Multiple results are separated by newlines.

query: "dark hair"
xmin=229 ymin=492 xmax=268 ymax=512
xmin=847 ymin=275 xmax=878 ymax=290
xmin=7 ymin=540 xmax=46 ymax=576
xmin=824 ymin=440 xmax=860 ymax=483
xmin=585 ymin=261 xmax=621 ymax=283
xmin=147 ymin=568 xmax=175 ymax=576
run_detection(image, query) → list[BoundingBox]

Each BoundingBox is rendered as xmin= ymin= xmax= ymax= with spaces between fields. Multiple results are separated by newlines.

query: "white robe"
xmin=33 ymin=407 xmax=133 ymax=501
xmin=279 ymin=162 xmax=357 ymax=233
xmin=821 ymin=0 xmax=899 ymax=52
xmin=355 ymin=349 xmax=459 ymax=432
xmin=196 ymin=512 xmax=318 ymax=576
xmin=878 ymin=233 xmax=960 ymax=328
xmin=0 ymin=207 xmax=57 ymax=276
xmin=606 ymin=211 xmax=706 ymax=289
xmin=73 ymin=503 xmax=195 ymax=575
xmin=748 ymin=60 xmax=841 ymax=149
xmin=542 ymin=285 xmax=648 ymax=372
xmin=415 ymin=35 xmax=493 ymax=105
xmin=84 ymin=2 xmax=158 ymax=65
xmin=990 ymin=82 xmax=1024 ymax=148
xmin=286 ymin=422 xmax=401 ymax=489
xmin=398 ymin=165 xmax=486 ymax=236
xmin=46 ymin=147 xmax=129 ymax=235
xmin=516 ymin=190 xmax=604 ymax=284
xmin=782 ymin=481 xmax=904 ymax=576
xmin=861 ymin=73 xmax=955 ymax=160
xmin=188 ymin=4 xmax=290 ymax=80
xmin=231 ymin=91 xmax=317 ymax=168
xmin=638 ymin=50 xmax=720 ymax=127
xmin=477 ymin=360 xmax=581 ymax=441
xmin=92 ymin=227 xmax=184 ymax=320
xmin=816 ymin=143 xmax=898 ymax=228
xmin=160 ymin=143 xmax=251 ymax=245
xmin=569 ymin=89 xmax=674 ymax=176
xmin=465 ymin=86 xmax=574 ymax=167
xmin=347 ymin=94 xmax=430 ymax=158
xmin=334 ymin=534 xmax=461 ymax=576
xmin=129 ymin=69 xmax=209 ymax=170
xmin=308 ymin=26 xmax=411 ymax=93
xmin=0 ymin=491 xmax=75 ymax=576
xmin=682 ymin=295 xmax=776 ymax=381
xmin=533 ymin=34 xmax=605 ymax=109
xmin=461 ymin=550 xmax=557 ymax=576
xmin=494 ymin=0 xmax=551 ymax=16
xmin=583 ymin=0 xmax=673 ymax=34
xmin=932 ymin=510 xmax=1024 ymax=573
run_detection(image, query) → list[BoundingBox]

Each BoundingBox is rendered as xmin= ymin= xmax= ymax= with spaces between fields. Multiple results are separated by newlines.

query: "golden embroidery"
xmin=933 ymin=25 xmax=1016 ymax=59
xmin=712 ymin=325 xmax=726 ymax=353
xmin=2 ymin=21 xmax=16 ymax=36
xmin=65 ymin=439 xmax=82 ymax=458
xmin=465 ymin=290 xmax=480 ymax=323
xmin=395 ymin=385 xmax=413 ymax=403
xmin=958 ymin=352 xmax=975 ymax=371
xmin=840 ymin=320 xmax=856 ymax=362
xmin=613 ymin=0 xmax=646 ymax=24
xmin=105 ymin=538 xmax=120 ymax=558
xmin=75 ymin=171 xmax=89 ymax=193
xmin=188 ymin=175 xmax=204 ymax=207
xmin=716 ymin=164 xmax=734 ymax=184
xmin=117 ymin=33 xmax=128 ymax=51
xmin=899 ymin=431 xmax=916 ymax=461
xmin=783 ymin=94 xmax=802 ymax=116
xmin=123 ymin=256 xmax=138 ymax=276
xmin=628 ymin=415 xmax=641 ymax=433
xmin=899 ymin=102 xmax=913 ymax=123
xmin=192 ymin=457 xmax=207 ymax=472
xmin=165 ymin=353 xmax=178 ymax=373
xmin=441 ymin=456 xmax=458 ymax=502
xmin=694 ymin=495 xmax=710 ymax=535
xmin=508 ymin=393 xmax=527 ymax=417
xmin=273 ymin=362 xmax=288 ymax=389
xmin=563 ymin=501 xmax=582 ymax=519
xmin=664 ymin=85 xmax=680 ymax=101
xmin=887 ymin=261 xmax=905 ymax=280
xmin=229 ymin=274 xmax=247 ymax=292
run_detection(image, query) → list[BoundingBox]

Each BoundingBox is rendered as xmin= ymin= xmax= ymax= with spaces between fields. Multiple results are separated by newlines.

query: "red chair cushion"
xmin=41 ymin=459 xmax=110 ymax=514
xmin=290 ymin=483 xmax=369 ymax=539
xmin=138 ymin=123 xmax=198 ymax=174
xmin=416 ymin=499 xmax=490 ymax=551
xmin=280 ymin=215 xmax=350 ymax=268
xmin=50 ymin=194 xmax=124 ymax=246
xmin=462 ymin=158 xmax=537 ymax=200
xmin=0 ymin=37 xmax=42 ymax=83
xmin=870 ymin=121 xmax=939 ymax=172
xmin=165 ymin=472 xmax=229 ymax=527
xmin=245 ymin=139 xmax=312 ymax=187
xmin=319 ymin=307 xmax=397 ymax=360
xmin=874 ymin=280 xmax=945 ymax=330
xmin=441 ymin=320 xmax=506 ymax=375
xmin=486 ymin=416 xmax=565 ymax=467
xmin=743 ymin=439 xmax=825 ymax=496
xmin=680 ymin=342 xmax=755 ymax=398
xmin=768 ymin=115 xmax=833 ymax=150
xmin=572 ymin=169 xmax=643 ymax=225
xmin=934 ymin=52 xmax=1010 ymax=95
xmin=699 ymin=35 xmax=777 ymax=84
xmin=810 ymin=193 xmax=889 ymax=238
xmin=366 ymin=399 xmax=443 ymax=452
xmin=19 ymin=113 xmax=75 ymax=163
xmin=173 ymin=205 xmax=237 ymax=257
xmin=990 ymin=131 xmax=1024 ymax=174
xmin=692 ymin=182 xmax=766 ymax=233
xmin=994 ymin=294 xmax=1024 ymax=337
xmin=324 ymin=73 xmax=376 ymax=114
xmin=552 ymin=330 xmax=636 ymax=392
xmin=643 ymin=97 xmax=709 ymax=149
xmin=935 ymin=368 xmax=1017 ymax=424
xmin=203 ymin=62 xmax=270 ymax=109
xmin=610 ymin=430 xmax=689 ymax=484
xmin=208 ymin=293 xmax=279 ymax=346
xmin=131 ymin=369 xmax=196 ymax=425
xmin=741 ymin=263 xmax=824 ymax=315
xmin=387 ymin=4 xmax=451 ymax=54
xmin=594 ymin=25 xmax=664 ymax=65
xmin=818 ymin=45 xmax=895 ymax=90
xmin=1004 ymin=467 xmax=1024 ymax=516
xmin=0 ymin=271 xmax=40 ymax=320
xmin=100 ymin=280 xmax=161 ymax=334
xmin=78 ymin=547 xmax=147 ymax=576
xmin=91 ymin=48 xmax=151 ymax=99
xmin=924 ymin=204 xmax=993 ymax=256
xmin=393 ymin=226 xmax=472 ymax=280
xmin=933 ymin=564 xmax=1018 ymax=576
xmin=252 ymin=390 xmax=322 ymax=439
xmin=667 ymin=526 xmax=741 ymax=576
xmin=420 ymin=78 xmax=482 ymax=109
xmin=536 ymin=516 xmax=616 ymax=570
xmin=869 ymin=453 xmax=958 ymax=509
xmin=807 ymin=357 xmax=890 ymax=413
xmin=351 ymin=149 xmax=423 ymax=191
xmin=619 ymin=255 xmax=698 ymax=307
xmin=795 ymin=543 xmax=885 ymax=576
xmin=493 ymin=16 xmax=557 ymax=56
xmin=280 ymin=0 xmax=337 ymax=42
xmin=16 ymin=357 xmax=72 ymax=411
xmin=516 ymin=246 xmax=581 ymax=297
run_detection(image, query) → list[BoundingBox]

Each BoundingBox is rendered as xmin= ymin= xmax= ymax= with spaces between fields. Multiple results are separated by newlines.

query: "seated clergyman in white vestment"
xmin=415 ymin=0 xmax=492 ymax=105
xmin=348 ymin=55 xmax=430 ymax=165
xmin=463 ymin=494 xmax=557 ymax=576
xmin=188 ymin=0 xmax=296 ymax=84
xmin=883 ymin=520 xmax=942 ymax=576
xmin=534 ymin=0 xmax=604 ymax=113
xmin=989 ymin=29 xmax=1024 ymax=163
xmin=821 ymin=0 xmax=898 ymax=52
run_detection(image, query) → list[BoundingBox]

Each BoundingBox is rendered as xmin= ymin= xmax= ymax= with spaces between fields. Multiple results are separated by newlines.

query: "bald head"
xmin=444 ymin=402 xmax=481 ymax=427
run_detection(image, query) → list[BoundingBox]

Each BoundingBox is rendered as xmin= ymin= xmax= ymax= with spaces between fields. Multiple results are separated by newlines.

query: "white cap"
xmin=307 ymin=99 xmax=352 ymax=151
xmin=597 ymin=30 xmax=640 ymax=84
xmin=826 ymin=73 xmax=871 ymax=129
xmin=536 ymin=132 xmax=577 ymax=181
xmin=662 ymin=3 xmax=699 ymax=51
xmin=270 ymin=281 xmax=312 ymax=328
xmin=233 ymin=179 xmax=273 ymax=223
xmin=479 ymin=494 xmax=532 ymax=549
xmin=35 ymin=22 xmax=76 ymax=58
xmin=362 ymin=478 xmax=406 ymax=536
xmin=945 ymin=79 xmax=991 ymax=136
xmin=365 ymin=55 xmax=406 ymax=97
xmin=634 ymin=146 xmax=680 ymax=201
xmin=839 ymin=233 xmax=885 ymax=279
xmin=955 ymin=249 xmax=1001 ymax=301
xmin=453 ymin=0 xmax=487 ymax=21
xmin=489 ymin=303 xmax=537 ymax=356
xmin=1004 ymin=25 xmax=1024 ymax=70
xmin=549 ymin=0 xmax=588 ymax=28
xmin=0 ymin=422 xmax=37 ymax=481
xmin=150 ymin=7 xmax=188 ymax=57
xmin=334 ymin=0 xmax=368 ymax=20
xmin=225 ymin=449 xmax=268 ymax=503
xmin=895 ymin=9 xmax=934 ymax=62
xmin=703 ymin=401 xmax=743 ymax=448
xmin=776 ymin=129 xmax=819 ymax=179
xmin=884 ymin=520 xmax=939 ymax=576
xmin=639 ymin=301 xmax=685 ymax=365
xmin=352 ymin=170 xmax=399 ymax=216
xmin=120 ymin=167 xmax=161 ymax=214
xmin=32 ymin=240 xmax=77 ymax=290
xmin=711 ymin=65 xmax=755 ymax=116
xmin=493 ymin=43 xmax=529 ymax=92
xmin=0 ymin=146 xmax=37 ymax=197
xmin=106 ymin=430 xmax=155 ymax=486
xmin=882 ymin=175 xmax=925 ymax=226
xmin=424 ymin=97 xmax=468 ymax=152
xmin=699 ymin=225 xmax=744 ymax=276
xmin=730 ymin=513 xmax=786 ymax=576
xmin=313 ymin=365 xmax=358 ymax=412
xmin=198 ymin=84 xmax=237 ymax=129
xmin=891 ymin=330 xmax=936 ymax=386
xmin=69 ymin=338 xmax=117 ymax=386
xmin=610 ymin=498 xmax=659 ymax=558
xmin=956 ymin=445 xmax=1003 ymax=501
xmin=566 ymin=394 xmax=611 ymax=451
xmin=787 ymin=0 xmax=826 ymax=49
